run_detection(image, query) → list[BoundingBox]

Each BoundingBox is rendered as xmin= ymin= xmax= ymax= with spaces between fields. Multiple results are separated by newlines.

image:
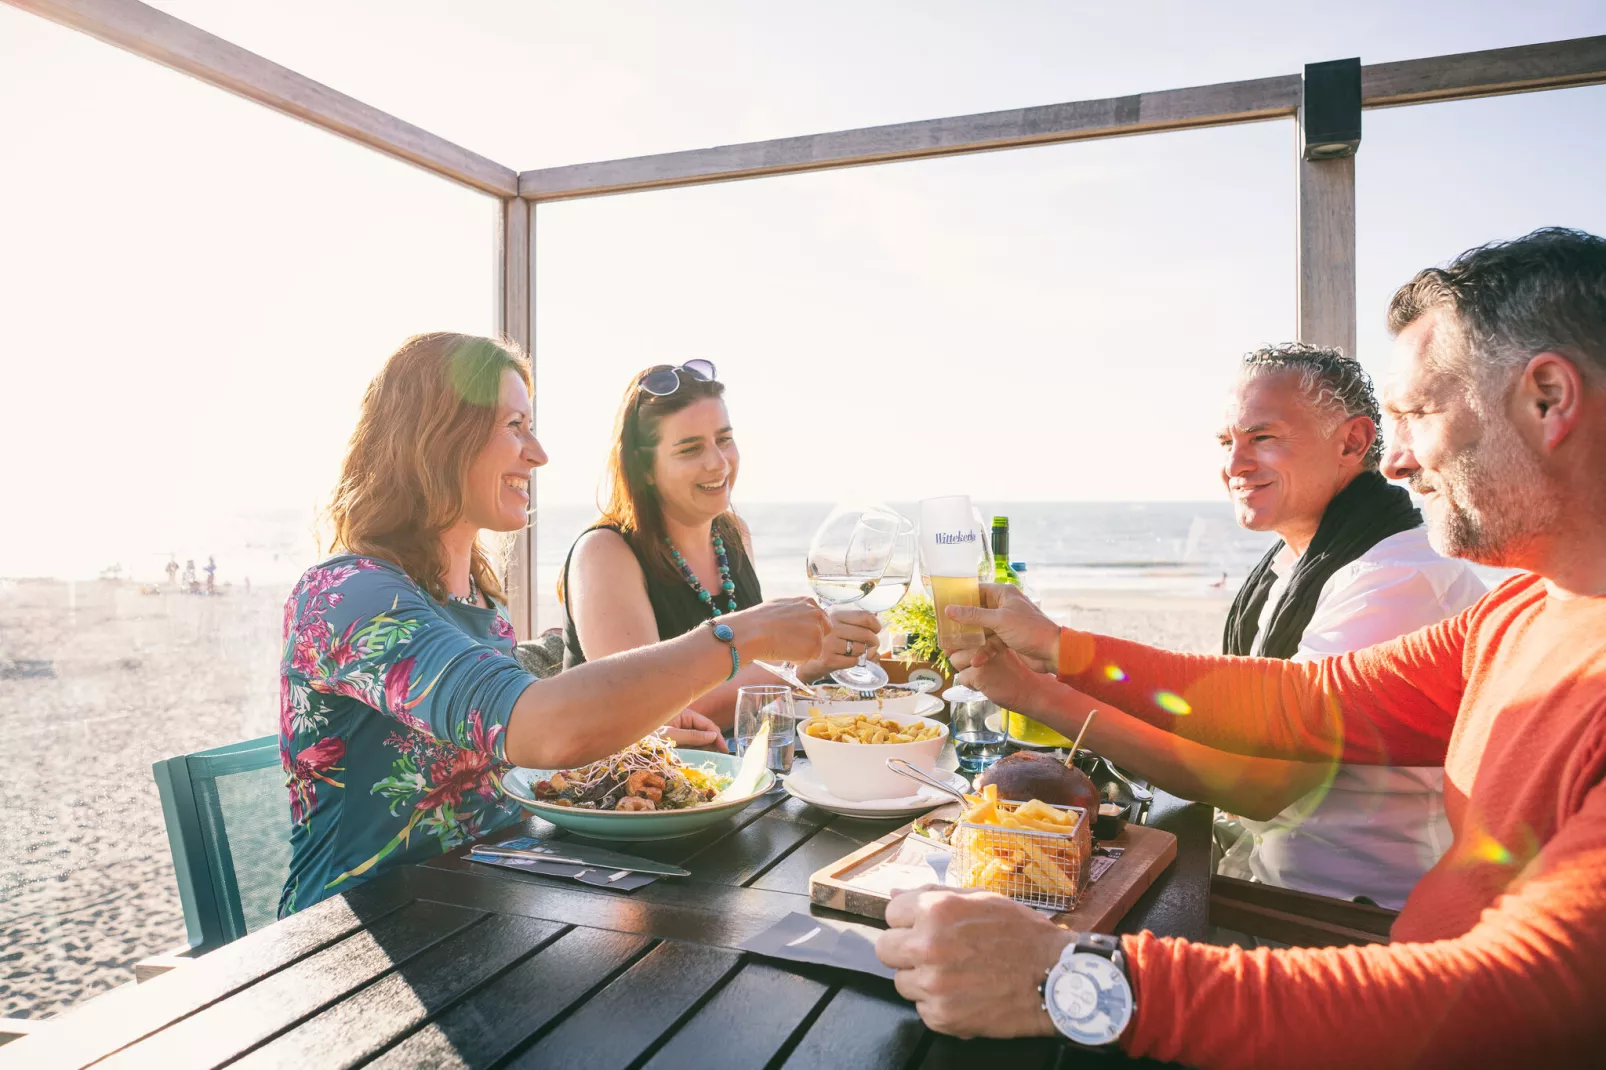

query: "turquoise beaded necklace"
xmin=666 ymin=532 xmax=739 ymax=617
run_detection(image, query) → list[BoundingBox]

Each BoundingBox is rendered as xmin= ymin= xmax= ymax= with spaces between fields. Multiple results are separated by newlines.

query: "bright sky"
xmin=2 ymin=1 xmax=1604 ymax=577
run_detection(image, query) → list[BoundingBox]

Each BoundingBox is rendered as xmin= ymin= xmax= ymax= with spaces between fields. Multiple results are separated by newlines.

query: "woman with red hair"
xmin=279 ymin=334 xmax=828 ymax=915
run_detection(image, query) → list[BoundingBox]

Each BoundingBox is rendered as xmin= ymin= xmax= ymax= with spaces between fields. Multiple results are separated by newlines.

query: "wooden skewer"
xmin=1069 ymin=709 xmax=1097 ymax=757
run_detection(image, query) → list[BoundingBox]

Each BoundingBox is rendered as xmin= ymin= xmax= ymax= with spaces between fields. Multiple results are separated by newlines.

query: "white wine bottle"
xmin=991 ymin=516 xmax=1072 ymax=749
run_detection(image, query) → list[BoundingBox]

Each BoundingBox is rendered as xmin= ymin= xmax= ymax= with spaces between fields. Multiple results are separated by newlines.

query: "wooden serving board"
xmin=809 ymin=806 xmax=1177 ymax=934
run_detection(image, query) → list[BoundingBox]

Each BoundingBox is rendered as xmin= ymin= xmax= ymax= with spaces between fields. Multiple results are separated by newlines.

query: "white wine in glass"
xmin=807 ymin=504 xmax=901 ymax=691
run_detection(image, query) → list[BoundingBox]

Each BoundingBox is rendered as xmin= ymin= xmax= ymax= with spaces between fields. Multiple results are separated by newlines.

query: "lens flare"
xmin=1154 ymin=690 xmax=1191 ymax=715
xmin=1104 ymin=664 xmax=1127 ymax=682
xmin=1469 ymin=833 xmax=1513 ymax=866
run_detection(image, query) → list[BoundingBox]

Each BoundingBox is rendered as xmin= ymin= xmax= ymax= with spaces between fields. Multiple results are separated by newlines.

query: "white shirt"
xmin=1216 ymin=526 xmax=1486 ymax=909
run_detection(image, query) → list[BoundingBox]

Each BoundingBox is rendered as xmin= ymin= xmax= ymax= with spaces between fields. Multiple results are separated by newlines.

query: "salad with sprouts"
xmin=529 ymin=732 xmax=732 ymax=812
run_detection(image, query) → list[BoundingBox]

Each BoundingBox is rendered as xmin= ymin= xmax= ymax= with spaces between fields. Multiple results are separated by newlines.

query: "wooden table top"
xmin=5 ymin=790 xmax=1209 ymax=1069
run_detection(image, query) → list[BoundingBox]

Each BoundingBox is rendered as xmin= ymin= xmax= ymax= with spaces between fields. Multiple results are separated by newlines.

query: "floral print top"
xmin=278 ymin=555 xmax=535 ymax=917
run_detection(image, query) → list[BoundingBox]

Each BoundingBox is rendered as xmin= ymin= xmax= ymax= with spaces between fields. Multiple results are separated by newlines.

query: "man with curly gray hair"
xmin=1206 ymin=341 xmax=1483 ymax=910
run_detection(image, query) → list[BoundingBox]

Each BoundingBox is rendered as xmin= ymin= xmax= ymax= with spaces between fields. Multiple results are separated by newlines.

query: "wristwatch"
xmin=704 ymin=619 xmax=739 ymax=681
xmin=1042 ymin=932 xmax=1135 ymax=1049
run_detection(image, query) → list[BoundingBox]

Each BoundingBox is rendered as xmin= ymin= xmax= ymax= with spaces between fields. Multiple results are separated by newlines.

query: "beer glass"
xmin=918 ymin=495 xmax=986 ymax=649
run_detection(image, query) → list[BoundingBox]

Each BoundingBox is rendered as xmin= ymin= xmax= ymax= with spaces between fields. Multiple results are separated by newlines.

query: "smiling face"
xmin=1382 ymin=308 xmax=1553 ymax=566
xmin=1218 ymin=370 xmax=1372 ymax=544
xmin=461 ymin=368 xmax=548 ymax=533
xmin=646 ymin=397 xmax=738 ymax=525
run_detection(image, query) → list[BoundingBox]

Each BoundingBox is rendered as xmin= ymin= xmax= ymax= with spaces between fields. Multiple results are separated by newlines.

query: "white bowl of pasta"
xmin=796 ymin=713 xmax=948 ymax=802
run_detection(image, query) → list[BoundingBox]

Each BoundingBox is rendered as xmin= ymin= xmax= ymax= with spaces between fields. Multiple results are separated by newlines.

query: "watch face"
xmin=1047 ymin=953 xmax=1133 ymax=1047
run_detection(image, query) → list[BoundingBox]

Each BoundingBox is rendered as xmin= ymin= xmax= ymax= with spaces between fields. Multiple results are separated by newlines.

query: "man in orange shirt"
xmin=876 ymin=227 xmax=1606 ymax=1068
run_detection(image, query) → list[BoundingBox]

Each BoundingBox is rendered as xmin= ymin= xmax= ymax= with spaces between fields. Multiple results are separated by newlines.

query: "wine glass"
xmin=807 ymin=504 xmax=902 ymax=691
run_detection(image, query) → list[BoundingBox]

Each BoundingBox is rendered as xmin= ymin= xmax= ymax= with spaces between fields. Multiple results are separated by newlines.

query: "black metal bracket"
xmin=1302 ymin=58 xmax=1362 ymax=160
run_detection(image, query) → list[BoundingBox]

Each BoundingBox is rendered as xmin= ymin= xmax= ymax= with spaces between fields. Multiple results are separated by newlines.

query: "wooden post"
xmin=497 ymin=197 xmax=536 ymax=638
xmin=1295 ymin=117 xmax=1357 ymax=357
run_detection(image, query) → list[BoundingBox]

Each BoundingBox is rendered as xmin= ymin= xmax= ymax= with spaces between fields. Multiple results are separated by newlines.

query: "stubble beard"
xmin=1417 ymin=414 xmax=1555 ymax=567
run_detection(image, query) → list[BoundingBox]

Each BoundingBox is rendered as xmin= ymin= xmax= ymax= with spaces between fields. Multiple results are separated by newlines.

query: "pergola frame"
xmin=12 ymin=0 xmax=1606 ymax=637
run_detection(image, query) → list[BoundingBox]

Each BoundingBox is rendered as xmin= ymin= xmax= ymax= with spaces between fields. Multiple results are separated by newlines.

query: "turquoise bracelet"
xmin=708 ymin=621 xmax=739 ymax=681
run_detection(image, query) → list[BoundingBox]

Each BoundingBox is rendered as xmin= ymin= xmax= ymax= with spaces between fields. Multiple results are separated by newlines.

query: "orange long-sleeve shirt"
xmin=1054 ymin=573 xmax=1606 ymax=1069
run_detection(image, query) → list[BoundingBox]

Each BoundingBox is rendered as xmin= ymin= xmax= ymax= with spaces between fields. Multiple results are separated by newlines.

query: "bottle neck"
xmin=990 ymin=522 xmax=1009 ymax=560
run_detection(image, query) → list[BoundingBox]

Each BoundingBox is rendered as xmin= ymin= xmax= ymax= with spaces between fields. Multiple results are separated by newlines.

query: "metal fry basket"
xmin=952 ymin=801 xmax=1092 ymax=911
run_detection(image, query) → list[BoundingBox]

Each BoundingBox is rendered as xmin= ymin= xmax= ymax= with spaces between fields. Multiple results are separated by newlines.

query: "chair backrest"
xmin=153 ymin=736 xmax=289 ymax=952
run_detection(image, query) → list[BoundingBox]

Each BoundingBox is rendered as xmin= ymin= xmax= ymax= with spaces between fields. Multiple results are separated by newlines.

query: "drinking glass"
xmin=807 ymin=504 xmax=902 ymax=691
xmin=918 ymin=495 xmax=987 ymax=650
xmin=734 ymin=685 xmax=797 ymax=775
xmin=944 ymin=685 xmax=1005 ymax=775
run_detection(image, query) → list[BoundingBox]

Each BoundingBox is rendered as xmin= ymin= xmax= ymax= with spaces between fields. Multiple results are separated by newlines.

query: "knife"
xmin=469 ymin=844 xmax=690 ymax=878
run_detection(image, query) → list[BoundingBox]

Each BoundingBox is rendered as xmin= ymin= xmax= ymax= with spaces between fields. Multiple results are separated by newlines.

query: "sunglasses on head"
xmin=639 ymin=360 xmax=717 ymax=397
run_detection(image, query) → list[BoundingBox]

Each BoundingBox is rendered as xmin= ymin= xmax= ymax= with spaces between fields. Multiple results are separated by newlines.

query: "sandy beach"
xmin=0 ymin=578 xmax=284 ymax=1021
xmin=0 ymin=576 xmax=1227 ymax=1021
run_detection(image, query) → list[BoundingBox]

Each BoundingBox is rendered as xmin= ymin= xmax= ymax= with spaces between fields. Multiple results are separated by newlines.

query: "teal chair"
xmin=152 ymin=736 xmax=290 ymax=954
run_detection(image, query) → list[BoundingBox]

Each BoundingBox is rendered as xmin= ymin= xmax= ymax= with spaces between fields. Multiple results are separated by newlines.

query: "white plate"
xmin=796 ymin=691 xmax=945 ymax=718
xmin=782 ymin=760 xmax=970 ymax=819
xmin=799 ymin=692 xmax=944 ymax=718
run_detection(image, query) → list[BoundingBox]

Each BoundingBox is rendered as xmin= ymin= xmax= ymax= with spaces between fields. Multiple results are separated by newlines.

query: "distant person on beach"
xmin=557 ymin=362 xmax=880 ymax=733
xmin=182 ymin=558 xmax=198 ymax=594
xmin=884 ymin=229 xmax=1606 ymax=1065
xmin=165 ymin=557 xmax=179 ymax=586
xmin=204 ymin=555 xmax=216 ymax=595
xmin=279 ymin=334 xmax=828 ymax=916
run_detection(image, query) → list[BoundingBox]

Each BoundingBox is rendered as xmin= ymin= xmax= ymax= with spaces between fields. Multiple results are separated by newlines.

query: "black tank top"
xmin=559 ymin=524 xmax=763 ymax=670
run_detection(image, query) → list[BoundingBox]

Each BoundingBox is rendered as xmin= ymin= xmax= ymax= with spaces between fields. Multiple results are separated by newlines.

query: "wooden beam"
xmin=1296 ymin=103 xmax=1356 ymax=358
xmin=519 ymin=74 xmax=1303 ymax=201
xmin=519 ymin=34 xmax=1606 ymax=203
xmin=497 ymin=198 xmax=536 ymax=638
xmin=7 ymin=0 xmax=518 ymax=196
xmin=1363 ymin=34 xmax=1606 ymax=109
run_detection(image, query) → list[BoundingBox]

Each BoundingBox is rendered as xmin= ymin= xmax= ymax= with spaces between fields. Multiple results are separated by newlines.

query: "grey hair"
xmin=1239 ymin=342 xmax=1383 ymax=469
xmin=1388 ymin=227 xmax=1606 ymax=404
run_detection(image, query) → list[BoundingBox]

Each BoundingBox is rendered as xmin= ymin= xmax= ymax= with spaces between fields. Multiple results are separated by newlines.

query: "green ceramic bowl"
xmin=500 ymin=751 xmax=774 ymax=841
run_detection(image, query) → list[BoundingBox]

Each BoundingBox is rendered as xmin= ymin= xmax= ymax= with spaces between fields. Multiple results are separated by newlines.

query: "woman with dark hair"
xmin=279 ymin=336 xmax=829 ymax=915
xmin=560 ymin=361 xmax=880 ymax=734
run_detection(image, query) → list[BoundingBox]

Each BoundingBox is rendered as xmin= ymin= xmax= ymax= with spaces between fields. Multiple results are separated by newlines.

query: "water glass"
xmin=944 ymin=685 xmax=1005 ymax=774
xmin=734 ymin=685 xmax=797 ymax=775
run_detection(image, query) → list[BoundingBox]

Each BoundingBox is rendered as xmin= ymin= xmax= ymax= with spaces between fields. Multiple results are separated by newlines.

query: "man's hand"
xmin=662 ymin=709 xmax=729 ymax=752
xmin=875 ymin=886 xmax=1072 ymax=1039
xmin=954 ymin=639 xmax=1055 ymax=712
xmin=942 ymin=584 xmax=1060 ymax=673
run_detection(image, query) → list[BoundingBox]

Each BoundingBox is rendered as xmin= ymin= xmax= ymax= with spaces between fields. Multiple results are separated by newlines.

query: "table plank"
xmin=4 ymin=877 xmax=413 ymax=1070
xmin=96 ymin=899 xmax=483 ymax=1069
xmin=750 ymin=814 xmax=916 ymax=893
xmin=407 ymin=857 xmax=813 ymax=949
xmin=232 ymin=912 xmax=564 ymax=1068
xmin=920 ymin=1034 xmax=1062 ymax=1069
xmin=780 ymin=975 xmax=927 ymax=1070
xmin=363 ymin=926 xmax=652 ymax=1069
xmin=504 ymin=940 xmax=744 ymax=1069
xmin=680 ymin=796 xmax=838 ymax=886
xmin=641 ymin=960 xmax=833 ymax=1070
xmin=1116 ymin=794 xmax=1211 ymax=940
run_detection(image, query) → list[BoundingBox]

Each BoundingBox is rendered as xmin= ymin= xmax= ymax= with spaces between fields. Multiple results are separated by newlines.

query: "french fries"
xmin=952 ymin=784 xmax=1090 ymax=908
xmin=802 ymin=712 xmax=942 ymax=745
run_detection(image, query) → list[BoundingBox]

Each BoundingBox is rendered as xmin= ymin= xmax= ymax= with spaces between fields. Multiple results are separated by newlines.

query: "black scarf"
xmin=1223 ymin=471 xmax=1422 ymax=660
